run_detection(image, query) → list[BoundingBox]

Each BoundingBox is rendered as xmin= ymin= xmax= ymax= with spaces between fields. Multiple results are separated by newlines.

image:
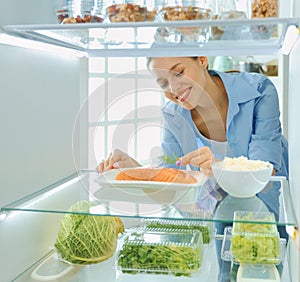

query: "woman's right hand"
xmin=96 ymin=149 xmax=141 ymax=173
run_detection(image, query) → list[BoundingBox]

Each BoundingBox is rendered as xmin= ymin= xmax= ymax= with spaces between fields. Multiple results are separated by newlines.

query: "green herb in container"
xmin=116 ymin=228 xmax=203 ymax=277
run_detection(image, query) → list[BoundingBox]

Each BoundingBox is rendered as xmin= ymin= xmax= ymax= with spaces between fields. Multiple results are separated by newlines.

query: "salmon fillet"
xmin=115 ymin=167 xmax=197 ymax=184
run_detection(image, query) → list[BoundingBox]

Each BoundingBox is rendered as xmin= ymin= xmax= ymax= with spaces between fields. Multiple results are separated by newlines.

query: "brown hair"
xmin=146 ymin=57 xmax=199 ymax=69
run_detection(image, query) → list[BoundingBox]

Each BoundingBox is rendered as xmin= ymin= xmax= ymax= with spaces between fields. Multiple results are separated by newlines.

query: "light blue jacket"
xmin=159 ymin=70 xmax=288 ymax=216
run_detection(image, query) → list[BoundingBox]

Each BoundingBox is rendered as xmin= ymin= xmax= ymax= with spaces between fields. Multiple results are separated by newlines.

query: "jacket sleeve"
xmin=248 ymin=77 xmax=285 ymax=173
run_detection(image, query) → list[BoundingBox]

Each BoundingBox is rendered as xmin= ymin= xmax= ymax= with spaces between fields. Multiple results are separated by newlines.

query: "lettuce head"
xmin=54 ymin=201 xmax=124 ymax=265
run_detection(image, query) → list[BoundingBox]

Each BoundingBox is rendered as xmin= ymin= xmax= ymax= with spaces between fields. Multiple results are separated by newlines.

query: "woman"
xmin=97 ymin=56 xmax=288 ymax=212
xmin=97 ymin=56 xmax=288 ymax=281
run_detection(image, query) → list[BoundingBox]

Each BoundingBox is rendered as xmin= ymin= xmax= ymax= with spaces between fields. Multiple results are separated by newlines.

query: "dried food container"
xmin=250 ymin=0 xmax=278 ymax=39
xmin=211 ymin=0 xmax=250 ymax=40
xmin=106 ymin=0 xmax=157 ymax=22
xmin=57 ymin=6 xmax=69 ymax=24
xmin=251 ymin=0 xmax=278 ymax=18
xmin=142 ymin=218 xmax=214 ymax=244
xmin=58 ymin=0 xmax=94 ymax=24
xmin=231 ymin=211 xmax=281 ymax=264
xmin=91 ymin=0 xmax=106 ymax=23
xmin=116 ymin=227 xmax=203 ymax=276
xmin=155 ymin=0 xmax=211 ymax=44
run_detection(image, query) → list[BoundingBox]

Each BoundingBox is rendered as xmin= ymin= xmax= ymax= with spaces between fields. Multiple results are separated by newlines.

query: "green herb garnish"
xmin=159 ymin=153 xmax=179 ymax=165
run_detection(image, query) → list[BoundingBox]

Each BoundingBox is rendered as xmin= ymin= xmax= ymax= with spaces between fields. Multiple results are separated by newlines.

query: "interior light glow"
xmin=3 ymin=174 xmax=84 ymax=220
xmin=0 ymin=33 xmax=87 ymax=58
xmin=0 ymin=212 xmax=7 ymax=221
xmin=281 ymin=25 xmax=299 ymax=55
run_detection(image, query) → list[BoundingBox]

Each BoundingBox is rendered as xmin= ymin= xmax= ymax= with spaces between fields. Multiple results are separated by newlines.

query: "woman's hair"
xmin=146 ymin=57 xmax=198 ymax=69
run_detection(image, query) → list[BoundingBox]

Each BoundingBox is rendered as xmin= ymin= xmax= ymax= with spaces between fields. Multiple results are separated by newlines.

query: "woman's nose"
xmin=168 ymin=78 xmax=179 ymax=94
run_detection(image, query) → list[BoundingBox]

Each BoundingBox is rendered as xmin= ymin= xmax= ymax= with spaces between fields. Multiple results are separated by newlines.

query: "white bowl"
xmin=212 ymin=160 xmax=273 ymax=198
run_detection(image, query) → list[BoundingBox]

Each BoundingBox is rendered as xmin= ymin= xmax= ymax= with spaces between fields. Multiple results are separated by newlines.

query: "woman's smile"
xmin=176 ymin=87 xmax=192 ymax=102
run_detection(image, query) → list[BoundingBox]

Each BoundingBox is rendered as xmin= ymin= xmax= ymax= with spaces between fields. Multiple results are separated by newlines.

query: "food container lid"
xmin=123 ymin=227 xmax=202 ymax=247
xmin=141 ymin=218 xmax=214 ymax=244
xmin=233 ymin=211 xmax=278 ymax=236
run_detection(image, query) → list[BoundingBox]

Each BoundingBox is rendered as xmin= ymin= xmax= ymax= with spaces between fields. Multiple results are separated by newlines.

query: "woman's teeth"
xmin=177 ymin=88 xmax=190 ymax=101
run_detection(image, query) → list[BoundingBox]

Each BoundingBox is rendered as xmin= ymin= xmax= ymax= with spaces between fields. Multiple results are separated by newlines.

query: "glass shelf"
xmin=1 ymin=171 xmax=297 ymax=228
xmin=1 ymin=17 xmax=299 ymax=57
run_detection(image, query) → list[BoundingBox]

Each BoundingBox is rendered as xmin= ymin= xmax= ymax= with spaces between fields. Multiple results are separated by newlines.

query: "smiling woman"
xmin=95 ymin=54 xmax=288 ymax=281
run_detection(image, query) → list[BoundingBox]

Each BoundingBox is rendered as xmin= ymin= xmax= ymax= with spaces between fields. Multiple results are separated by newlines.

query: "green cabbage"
xmin=54 ymin=201 xmax=124 ymax=265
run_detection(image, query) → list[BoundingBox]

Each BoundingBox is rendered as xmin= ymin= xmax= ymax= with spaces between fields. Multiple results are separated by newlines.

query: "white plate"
xmin=93 ymin=168 xmax=208 ymax=205
xmin=95 ymin=168 xmax=208 ymax=190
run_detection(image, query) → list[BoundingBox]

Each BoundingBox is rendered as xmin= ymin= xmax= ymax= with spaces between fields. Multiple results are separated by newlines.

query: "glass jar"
xmin=92 ymin=0 xmax=106 ymax=22
xmin=156 ymin=0 xmax=211 ymax=45
xmin=217 ymin=0 xmax=249 ymax=20
xmin=106 ymin=0 xmax=154 ymax=22
xmin=62 ymin=0 xmax=94 ymax=24
xmin=250 ymin=0 xmax=278 ymax=39
xmin=251 ymin=0 xmax=278 ymax=18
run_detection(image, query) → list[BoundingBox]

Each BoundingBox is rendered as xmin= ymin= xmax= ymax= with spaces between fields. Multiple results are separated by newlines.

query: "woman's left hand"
xmin=176 ymin=146 xmax=213 ymax=174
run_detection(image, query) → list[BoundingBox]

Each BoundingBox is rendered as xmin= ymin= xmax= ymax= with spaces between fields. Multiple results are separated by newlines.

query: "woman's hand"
xmin=176 ymin=146 xmax=213 ymax=174
xmin=96 ymin=149 xmax=141 ymax=173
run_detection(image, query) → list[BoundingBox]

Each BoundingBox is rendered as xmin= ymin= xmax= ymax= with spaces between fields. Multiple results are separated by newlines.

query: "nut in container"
xmin=91 ymin=0 xmax=106 ymax=23
xmin=106 ymin=0 xmax=157 ymax=22
xmin=116 ymin=227 xmax=203 ymax=276
xmin=57 ymin=0 xmax=94 ymax=24
xmin=250 ymin=0 xmax=278 ymax=39
xmin=156 ymin=0 xmax=211 ymax=45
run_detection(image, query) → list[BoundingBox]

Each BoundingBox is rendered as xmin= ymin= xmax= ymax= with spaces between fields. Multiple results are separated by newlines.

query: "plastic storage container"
xmin=116 ymin=227 xmax=203 ymax=276
xmin=231 ymin=211 xmax=281 ymax=264
xmin=142 ymin=218 xmax=214 ymax=244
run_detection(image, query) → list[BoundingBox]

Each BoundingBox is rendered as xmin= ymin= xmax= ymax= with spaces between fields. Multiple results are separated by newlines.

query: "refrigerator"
xmin=0 ymin=0 xmax=299 ymax=281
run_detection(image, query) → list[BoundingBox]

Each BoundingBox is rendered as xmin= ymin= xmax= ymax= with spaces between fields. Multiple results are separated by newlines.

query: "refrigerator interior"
xmin=0 ymin=0 xmax=300 ymax=281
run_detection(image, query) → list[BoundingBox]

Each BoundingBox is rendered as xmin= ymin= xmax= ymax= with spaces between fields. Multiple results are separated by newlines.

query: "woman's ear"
xmin=198 ymin=56 xmax=209 ymax=68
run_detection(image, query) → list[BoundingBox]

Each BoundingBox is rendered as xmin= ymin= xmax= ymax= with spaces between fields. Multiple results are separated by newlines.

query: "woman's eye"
xmin=175 ymin=69 xmax=184 ymax=77
xmin=159 ymin=80 xmax=168 ymax=89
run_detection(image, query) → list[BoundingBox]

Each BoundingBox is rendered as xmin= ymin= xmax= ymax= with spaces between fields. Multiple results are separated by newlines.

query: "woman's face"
xmin=149 ymin=57 xmax=208 ymax=110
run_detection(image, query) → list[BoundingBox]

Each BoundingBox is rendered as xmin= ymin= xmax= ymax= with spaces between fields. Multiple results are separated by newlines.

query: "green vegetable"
xmin=145 ymin=222 xmax=211 ymax=244
xmin=159 ymin=153 xmax=179 ymax=165
xmin=231 ymin=234 xmax=280 ymax=264
xmin=118 ymin=243 xmax=201 ymax=276
xmin=117 ymin=228 xmax=203 ymax=276
xmin=231 ymin=219 xmax=280 ymax=264
xmin=54 ymin=201 xmax=124 ymax=265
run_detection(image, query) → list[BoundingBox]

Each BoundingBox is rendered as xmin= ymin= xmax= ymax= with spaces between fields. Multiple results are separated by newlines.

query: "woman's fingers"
xmin=177 ymin=147 xmax=213 ymax=170
xmin=96 ymin=149 xmax=141 ymax=173
xmin=96 ymin=152 xmax=115 ymax=173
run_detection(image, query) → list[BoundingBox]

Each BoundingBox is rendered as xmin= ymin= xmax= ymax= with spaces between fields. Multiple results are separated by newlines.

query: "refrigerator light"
xmin=281 ymin=25 xmax=299 ymax=55
xmin=0 ymin=33 xmax=87 ymax=58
